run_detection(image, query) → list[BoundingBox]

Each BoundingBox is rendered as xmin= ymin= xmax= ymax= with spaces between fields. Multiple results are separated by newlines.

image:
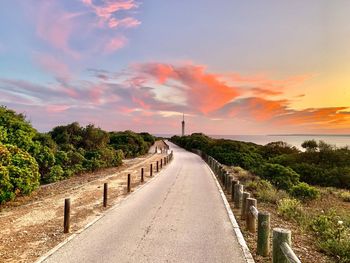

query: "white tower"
xmin=181 ymin=114 xmax=185 ymax=136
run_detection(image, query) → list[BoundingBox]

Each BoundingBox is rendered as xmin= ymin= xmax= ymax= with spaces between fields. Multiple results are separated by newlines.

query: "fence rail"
xmin=198 ymin=151 xmax=302 ymax=263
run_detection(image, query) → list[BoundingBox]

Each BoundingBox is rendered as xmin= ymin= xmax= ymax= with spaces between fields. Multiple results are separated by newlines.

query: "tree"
xmin=301 ymin=140 xmax=318 ymax=152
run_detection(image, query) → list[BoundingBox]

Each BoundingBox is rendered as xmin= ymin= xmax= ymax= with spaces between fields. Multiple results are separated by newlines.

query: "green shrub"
xmin=277 ymin=198 xmax=303 ymax=221
xmin=245 ymin=179 xmax=289 ymax=203
xmin=256 ymin=163 xmax=300 ymax=190
xmin=290 ymin=182 xmax=320 ymax=201
xmin=47 ymin=165 xmax=65 ymax=183
xmin=309 ymin=210 xmax=350 ymax=262
xmin=0 ymin=144 xmax=40 ymax=203
xmin=340 ymin=192 xmax=350 ymax=202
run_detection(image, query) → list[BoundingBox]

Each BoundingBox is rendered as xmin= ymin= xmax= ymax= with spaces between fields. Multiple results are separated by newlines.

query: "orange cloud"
xmin=134 ymin=62 xmax=240 ymax=114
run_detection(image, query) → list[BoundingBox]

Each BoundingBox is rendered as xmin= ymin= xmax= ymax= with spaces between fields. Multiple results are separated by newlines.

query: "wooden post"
xmin=64 ymin=198 xmax=70 ymax=233
xmin=164 ymin=157 xmax=166 ymax=165
xmin=150 ymin=163 xmax=153 ymax=177
xmin=155 ymin=146 xmax=158 ymax=153
xmin=257 ymin=212 xmax=270 ymax=257
xmin=141 ymin=168 xmax=144 ymax=183
xmin=234 ymin=184 xmax=244 ymax=208
xmin=231 ymin=180 xmax=239 ymax=202
xmin=227 ymin=175 xmax=233 ymax=194
xmin=103 ymin=183 xmax=108 ymax=207
xmin=273 ymin=228 xmax=292 ymax=263
xmin=127 ymin=174 xmax=131 ymax=193
xmin=160 ymin=159 xmax=163 ymax=168
xmin=241 ymin=192 xmax=251 ymax=220
xmin=157 ymin=161 xmax=159 ymax=172
xmin=246 ymin=198 xmax=257 ymax=233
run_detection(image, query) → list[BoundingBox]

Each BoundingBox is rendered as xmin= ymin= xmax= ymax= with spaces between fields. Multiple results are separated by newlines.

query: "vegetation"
xmin=0 ymin=106 xmax=155 ymax=203
xmin=171 ymin=133 xmax=350 ymax=190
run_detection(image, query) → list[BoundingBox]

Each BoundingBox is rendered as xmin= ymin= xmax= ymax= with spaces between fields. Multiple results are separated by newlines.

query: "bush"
xmin=277 ymin=198 xmax=303 ymax=221
xmin=340 ymin=192 xmax=350 ymax=202
xmin=290 ymin=182 xmax=320 ymax=201
xmin=246 ymin=179 xmax=289 ymax=204
xmin=47 ymin=165 xmax=65 ymax=183
xmin=309 ymin=210 xmax=350 ymax=262
xmin=256 ymin=163 xmax=300 ymax=190
xmin=0 ymin=144 xmax=40 ymax=203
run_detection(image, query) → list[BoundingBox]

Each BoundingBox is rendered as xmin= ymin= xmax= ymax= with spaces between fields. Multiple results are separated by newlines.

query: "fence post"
xmin=103 ymin=183 xmax=108 ymax=207
xmin=234 ymin=184 xmax=244 ymax=208
xmin=241 ymin=192 xmax=251 ymax=220
xmin=227 ymin=174 xmax=233 ymax=194
xmin=64 ymin=198 xmax=70 ymax=233
xmin=272 ymin=228 xmax=291 ymax=263
xmin=246 ymin=198 xmax=257 ymax=233
xmin=231 ymin=180 xmax=239 ymax=202
xmin=257 ymin=212 xmax=270 ymax=257
xmin=127 ymin=174 xmax=131 ymax=193
xmin=141 ymin=168 xmax=144 ymax=183
xmin=150 ymin=163 xmax=153 ymax=177
xmin=160 ymin=159 xmax=163 ymax=168
xmin=157 ymin=161 xmax=159 ymax=172
xmin=155 ymin=146 xmax=158 ymax=153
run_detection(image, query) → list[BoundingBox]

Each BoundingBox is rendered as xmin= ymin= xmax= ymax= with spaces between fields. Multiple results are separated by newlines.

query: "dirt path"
xmin=0 ymin=142 xmax=169 ymax=263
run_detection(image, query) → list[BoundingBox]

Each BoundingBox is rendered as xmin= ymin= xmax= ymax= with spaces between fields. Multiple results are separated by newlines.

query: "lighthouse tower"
xmin=181 ymin=114 xmax=185 ymax=137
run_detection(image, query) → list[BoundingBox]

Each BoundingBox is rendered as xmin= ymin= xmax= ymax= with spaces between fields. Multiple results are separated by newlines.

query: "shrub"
xmin=309 ymin=210 xmax=350 ymax=262
xmin=277 ymin=198 xmax=303 ymax=221
xmin=246 ymin=179 xmax=289 ymax=203
xmin=0 ymin=144 xmax=40 ymax=203
xmin=290 ymin=182 xmax=320 ymax=201
xmin=340 ymin=191 xmax=350 ymax=202
xmin=256 ymin=163 xmax=300 ymax=190
xmin=47 ymin=165 xmax=65 ymax=183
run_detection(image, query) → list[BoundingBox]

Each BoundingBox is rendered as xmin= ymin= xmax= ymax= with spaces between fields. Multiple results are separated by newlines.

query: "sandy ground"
xmin=0 ymin=141 xmax=168 ymax=263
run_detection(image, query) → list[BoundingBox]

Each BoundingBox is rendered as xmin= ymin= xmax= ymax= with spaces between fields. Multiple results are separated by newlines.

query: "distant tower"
xmin=181 ymin=114 xmax=185 ymax=136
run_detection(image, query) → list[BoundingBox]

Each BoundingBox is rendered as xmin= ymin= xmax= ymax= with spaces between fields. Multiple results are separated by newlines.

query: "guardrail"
xmin=197 ymin=150 xmax=301 ymax=263
xmin=61 ymin=151 xmax=173 ymax=234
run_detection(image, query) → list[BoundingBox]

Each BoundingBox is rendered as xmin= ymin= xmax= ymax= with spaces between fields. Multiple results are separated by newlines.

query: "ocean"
xmin=158 ymin=134 xmax=350 ymax=149
xmin=210 ymin=134 xmax=350 ymax=149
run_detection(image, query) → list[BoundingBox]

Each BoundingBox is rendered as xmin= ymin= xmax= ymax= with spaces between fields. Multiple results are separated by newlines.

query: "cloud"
xmin=34 ymin=53 xmax=72 ymax=82
xmin=34 ymin=0 xmax=140 ymax=57
xmin=81 ymin=0 xmax=140 ymax=28
xmin=132 ymin=62 xmax=241 ymax=114
xmin=108 ymin=17 xmax=141 ymax=28
xmin=1 ymin=60 xmax=349 ymax=134
xmin=104 ymin=36 xmax=128 ymax=53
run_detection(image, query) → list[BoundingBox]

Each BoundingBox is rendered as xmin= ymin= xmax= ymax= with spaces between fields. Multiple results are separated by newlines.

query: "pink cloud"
xmin=81 ymin=0 xmax=140 ymax=29
xmin=36 ymin=1 xmax=81 ymax=58
xmin=34 ymin=53 xmax=72 ymax=82
xmin=133 ymin=62 xmax=240 ymax=114
xmin=104 ymin=36 xmax=128 ymax=53
xmin=46 ymin=105 xmax=71 ymax=113
xmin=108 ymin=17 xmax=141 ymax=28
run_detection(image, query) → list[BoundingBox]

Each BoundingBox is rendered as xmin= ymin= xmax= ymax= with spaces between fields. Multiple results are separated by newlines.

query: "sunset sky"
xmin=1 ymin=0 xmax=350 ymax=135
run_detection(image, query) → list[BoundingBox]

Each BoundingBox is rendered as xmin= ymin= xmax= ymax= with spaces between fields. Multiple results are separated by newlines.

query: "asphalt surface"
xmin=42 ymin=142 xmax=246 ymax=263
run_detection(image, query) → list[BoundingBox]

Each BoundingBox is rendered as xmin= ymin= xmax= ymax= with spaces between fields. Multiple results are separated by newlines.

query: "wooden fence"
xmin=199 ymin=151 xmax=301 ymax=263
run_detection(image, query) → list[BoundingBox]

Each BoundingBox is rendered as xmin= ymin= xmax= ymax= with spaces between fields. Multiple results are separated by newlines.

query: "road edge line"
xmin=204 ymin=162 xmax=255 ymax=263
xmin=34 ymin=161 xmax=171 ymax=263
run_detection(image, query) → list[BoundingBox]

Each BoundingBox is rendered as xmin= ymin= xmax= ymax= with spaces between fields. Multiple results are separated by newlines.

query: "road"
xmin=42 ymin=142 xmax=246 ymax=263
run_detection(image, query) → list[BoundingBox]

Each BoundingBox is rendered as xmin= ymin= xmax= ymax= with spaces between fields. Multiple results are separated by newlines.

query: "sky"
xmin=1 ymin=0 xmax=350 ymax=135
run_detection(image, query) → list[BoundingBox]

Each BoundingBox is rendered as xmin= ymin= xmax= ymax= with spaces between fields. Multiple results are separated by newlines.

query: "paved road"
xmin=42 ymin=142 xmax=246 ymax=263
